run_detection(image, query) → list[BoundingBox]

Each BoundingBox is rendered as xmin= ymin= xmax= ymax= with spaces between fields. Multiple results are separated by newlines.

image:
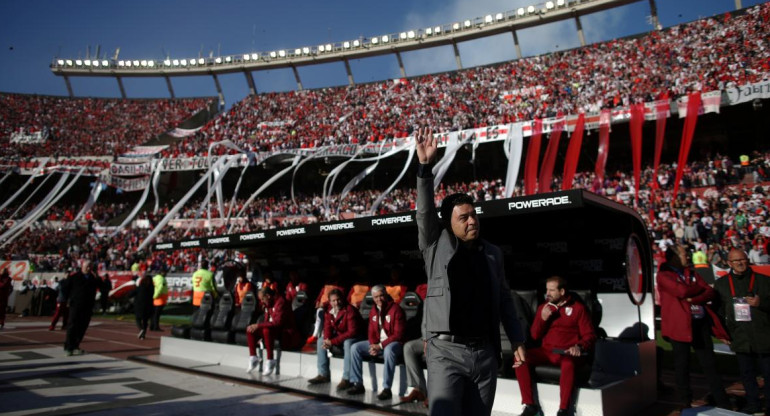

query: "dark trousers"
xmin=151 ymin=305 xmax=164 ymax=330
xmin=736 ymin=352 xmax=770 ymax=410
xmin=669 ymin=318 xmax=731 ymax=408
xmin=136 ymin=316 xmax=149 ymax=332
xmin=426 ymin=337 xmax=497 ymax=416
xmin=65 ymin=305 xmax=93 ymax=351
xmin=50 ymin=302 xmax=69 ymax=329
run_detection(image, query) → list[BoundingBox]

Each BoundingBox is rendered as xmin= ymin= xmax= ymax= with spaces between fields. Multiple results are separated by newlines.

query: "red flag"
xmin=673 ymin=92 xmax=702 ymax=198
xmin=562 ymin=113 xmax=585 ymax=190
xmin=594 ymin=110 xmax=611 ymax=184
xmin=524 ymin=119 xmax=542 ymax=195
xmin=652 ymin=101 xmax=668 ymax=189
xmin=629 ymin=103 xmax=645 ymax=206
xmin=538 ymin=117 xmax=565 ymax=193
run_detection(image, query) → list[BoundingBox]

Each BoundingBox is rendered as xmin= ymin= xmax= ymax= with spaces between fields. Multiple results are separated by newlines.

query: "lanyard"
xmin=728 ymin=272 xmax=755 ymax=297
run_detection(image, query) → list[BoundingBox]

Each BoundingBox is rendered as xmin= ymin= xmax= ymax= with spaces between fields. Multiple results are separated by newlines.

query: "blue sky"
xmin=0 ymin=0 xmax=764 ymax=109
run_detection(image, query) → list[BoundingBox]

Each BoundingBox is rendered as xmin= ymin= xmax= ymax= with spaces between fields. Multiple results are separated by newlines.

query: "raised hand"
xmin=415 ymin=127 xmax=437 ymax=164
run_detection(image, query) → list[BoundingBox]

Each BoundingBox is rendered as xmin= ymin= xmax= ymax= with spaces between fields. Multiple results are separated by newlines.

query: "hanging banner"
xmin=110 ymin=161 xmax=152 ymax=176
xmin=594 ymin=110 xmax=611 ymax=184
xmin=503 ymin=123 xmax=524 ymax=198
xmin=652 ymin=101 xmax=668 ymax=189
xmin=10 ymin=130 xmax=48 ymax=144
xmin=524 ymin=119 xmax=542 ymax=195
xmin=673 ymin=92 xmax=702 ymax=197
xmin=537 ymin=117 xmax=564 ymax=194
xmin=724 ymin=80 xmax=770 ymax=105
xmin=562 ymin=113 xmax=585 ymax=191
xmin=629 ymin=103 xmax=645 ymax=206
xmin=676 ymin=90 xmax=721 ymax=117
xmin=102 ymin=175 xmax=151 ymax=192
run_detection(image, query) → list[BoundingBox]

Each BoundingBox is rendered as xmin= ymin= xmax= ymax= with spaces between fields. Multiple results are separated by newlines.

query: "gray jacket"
xmin=416 ymin=173 xmax=524 ymax=358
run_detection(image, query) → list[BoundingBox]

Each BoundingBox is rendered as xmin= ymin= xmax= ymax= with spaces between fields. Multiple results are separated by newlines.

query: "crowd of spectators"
xmin=2 ymin=148 xmax=769 ymax=276
xmin=0 ymin=94 xmax=214 ymax=158
xmin=163 ymin=3 xmax=770 ymax=157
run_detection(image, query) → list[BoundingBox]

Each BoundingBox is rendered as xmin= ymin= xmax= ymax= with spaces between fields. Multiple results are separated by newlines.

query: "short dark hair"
xmin=201 ymin=259 xmax=209 ymax=269
xmin=440 ymin=193 xmax=474 ymax=228
xmin=546 ymin=275 xmax=567 ymax=290
xmin=259 ymin=286 xmax=275 ymax=297
xmin=328 ymin=288 xmax=344 ymax=302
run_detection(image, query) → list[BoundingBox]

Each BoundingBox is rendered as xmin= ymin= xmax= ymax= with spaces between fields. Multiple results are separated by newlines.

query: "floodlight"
xmin=318 ymin=45 xmax=325 ymax=52
xmin=527 ymin=5 xmax=535 ymax=13
xmin=343 ymin=41 xmax=350 ymax=48
xmin=132 ymin=60 xmax=140 ymax=66
xmin=325 ymin=43 xmax=332 ymax=51
xmin=84 ymin=59 xmax=91 ymax=66
xmin=148 ymin=60 xmax=155 ymax=67
xmin=197 ymin=58 xmax=204 ymax=64
xmin=57 ymin=59 xmax=64 ymax=65
xmin=399 ymin=32 xmax=407 ymax=40
xmin=485 ymin=15 xmax=493 ymax=24
xmin=66 ymin=59 xmax=73 ymax=66
xmin=140 ymin=60 xmax=147 ymax=66
xmin=125 ymin=60 xmax=132 ymax=67
xmin=269 ymin=51 xmax=277 ymax=58
xmin=189 ymin=58 xmax=196 ymax=65
xmin=294 ymin=48 xmax=302 ymax=55
xmin=172 ymin=59 xmax=180 ymax=65
xmin=215 ymin=57 xmax=222 ymax=64
xmin=225 ymin=56 xmax=232 ymax=62
xmin=464 ymin=20 xmax=471 ymax=28
xmin=353 ymin=39 xmax=360 ymax=47
xmin=496 ymin=13 xmax=504 ymax=20
xmin=243 ymin=54 xmax=250 ymax=60
xmin=180 ymin=59 xmax=187 ymax=65
xmin=164 ymin=59 xmax=171 ymax=66
xmin=302 ymin=47 xmax=310 ymax=54
xmin=557 ymin=0 xmax=565 ymax=5
xmin=407 ymin=30 xmax=415 ymax=39
xmin=371 ymin=37 xmax=379 ymax=45
xmin=546 ymin=1 xmax=554 ymax=9
xmin=92 ymin=60 xmax=99 ymax=67
xmin=453 ymin=22 xmax=460 ymax=30
xmin=381 ymin=35 xmax=389 ymax=43
xmin=435 ymin=26 xmax=441 ymax=33
xmin=278 ymin=50 xmax=286 ymax=57
xmin=251 ymin=53 xmax=258 ymax=60
xmin=101 ymin=60 xmax=108 ymax=66
xmin=517 ymin=7 xmax=525 ymax=16
xmin=425 ymin=27 xmax=433 ymax=35
xmin=76 ymin=59 xmax=83 ymax=65
xmin=118 ymin=60 xmax=125 ymax=66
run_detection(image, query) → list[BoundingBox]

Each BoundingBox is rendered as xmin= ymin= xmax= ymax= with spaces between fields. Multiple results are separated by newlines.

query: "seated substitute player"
xmin=516 ymin=276 xmax=596 ymax=416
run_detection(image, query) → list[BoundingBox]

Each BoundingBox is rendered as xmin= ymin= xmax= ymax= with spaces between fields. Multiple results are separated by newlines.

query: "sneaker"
xmin=377 ymin=388 xmax=392 ymax=401
xmin=556 ymin=409 xmax=570 ymax=416
xmin=138 ymin=329 xmax=146 ymax=339
xmin=246 ymin=355 xmax=261 ymax=373
xmin=336 ymin=379 xmax=352 ymax=391
xmin=262 ymin=359 xmax=277 ymax=375
xmin=519 ymin=404 xmax=542 ymax=416
xmin=400 ymin=388 xmax=427 ymax=403
xmin=306 ymin=335 xmax=318 ymax=345
xmin=307 ymin=375 xmax=330 ymax=385
xmin=346 ymin=383 xmax=365 ymax=395
xmin=64 ymin=350 xmax=73 ymax=357
xmin=72 ymin=349 xmax=85 ymax=356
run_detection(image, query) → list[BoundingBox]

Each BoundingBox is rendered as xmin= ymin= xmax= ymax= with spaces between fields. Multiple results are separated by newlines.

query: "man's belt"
xmin=436 ymin=334 xmax=485 ymax=347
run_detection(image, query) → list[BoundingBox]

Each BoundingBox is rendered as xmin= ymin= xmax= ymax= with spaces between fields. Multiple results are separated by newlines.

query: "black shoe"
xmin=556 ymin=409 xmax=570 ymax=416
xmin=336 ymin=379 xmax=351 ymax=391
xmin=346 ymin=383 xmax=365 ymax=395
xmin=307 ymin=375 xmax=330 ymax=385
xmin=138 ymin=329 xmax=146 ymax=339
xmin=377 ymin=388 xmax=392 ymax=401
xmin=519 ymin=404 xmax=542 ymax=416
xmin=740 ymin=404 xmax=762 ymax=415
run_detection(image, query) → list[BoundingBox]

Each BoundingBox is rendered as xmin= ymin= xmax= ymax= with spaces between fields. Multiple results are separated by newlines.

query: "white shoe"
xmin=246 ymin=355 xmax=261 ymax=373
xmin=262 ymin=359 xmax=277 ymax=375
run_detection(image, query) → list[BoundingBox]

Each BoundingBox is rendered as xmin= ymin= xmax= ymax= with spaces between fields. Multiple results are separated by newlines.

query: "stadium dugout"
xmin=142 ymin=188 xmax=655 ymax=416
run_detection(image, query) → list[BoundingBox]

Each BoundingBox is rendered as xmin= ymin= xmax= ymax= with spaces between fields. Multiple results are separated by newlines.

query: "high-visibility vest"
xmin=153 ymin=274 xmax=169 ymax=306
xmin=740 ymin=155 xmax=750 ymax=166
xmin=191 ymin=268 xmax=216 ymax=306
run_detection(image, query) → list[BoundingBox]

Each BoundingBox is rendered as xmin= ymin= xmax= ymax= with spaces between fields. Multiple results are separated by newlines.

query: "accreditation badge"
xmin=690 ymin=304 xmax=705 ymax=319
xmin=733 ymin=297 xmax=752 ymax=322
